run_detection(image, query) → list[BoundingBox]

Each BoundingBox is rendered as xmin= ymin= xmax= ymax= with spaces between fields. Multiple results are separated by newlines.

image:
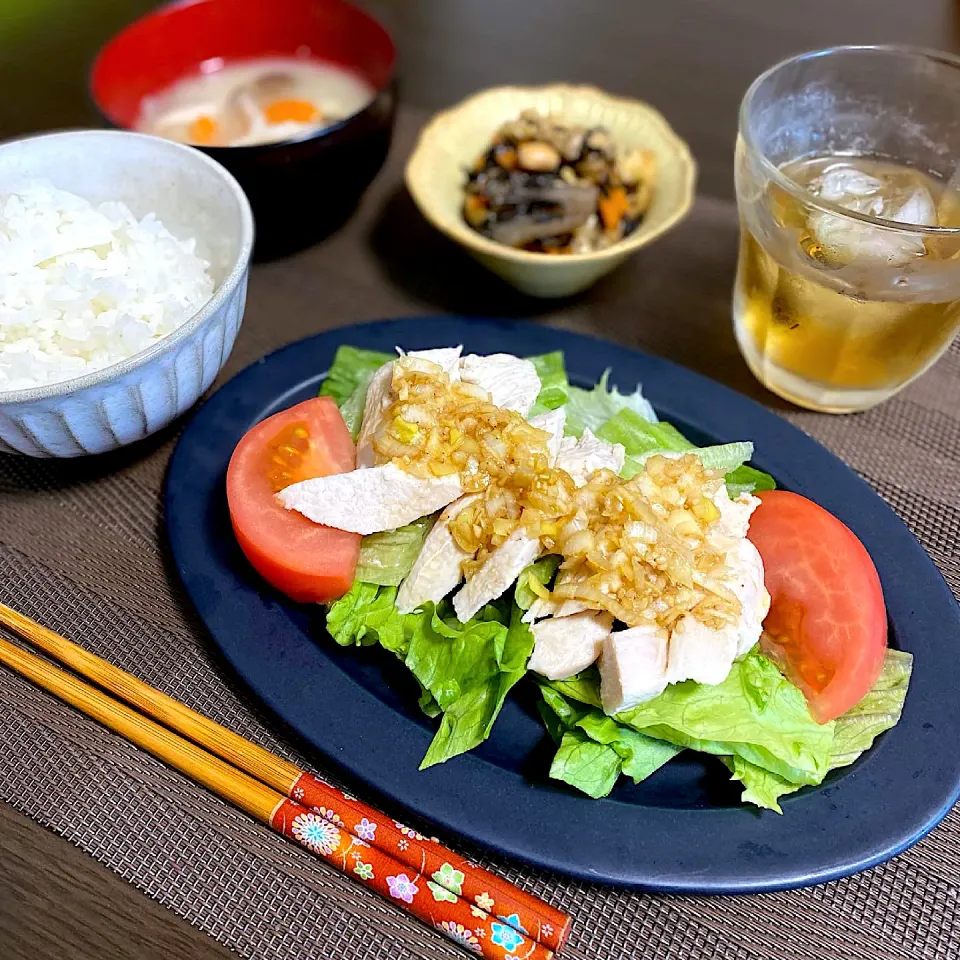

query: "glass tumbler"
xmin=734 ymin=45 xmax=960 ymax=413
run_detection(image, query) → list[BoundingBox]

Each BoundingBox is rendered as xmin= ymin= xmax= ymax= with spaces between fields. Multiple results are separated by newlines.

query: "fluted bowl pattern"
xmin=0 ymin=130 xmax=254 ymax=457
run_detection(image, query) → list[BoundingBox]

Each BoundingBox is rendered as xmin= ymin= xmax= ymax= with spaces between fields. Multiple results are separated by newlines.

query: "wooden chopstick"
xmin=0 ymin=630 xmax=557 ymax=960
xmin=0 ymin=603 xmax=570 ymax=953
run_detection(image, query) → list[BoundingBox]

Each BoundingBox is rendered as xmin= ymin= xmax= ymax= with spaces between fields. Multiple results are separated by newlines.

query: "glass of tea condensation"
xmin=734 ymin=46 xmax=960 ymax=413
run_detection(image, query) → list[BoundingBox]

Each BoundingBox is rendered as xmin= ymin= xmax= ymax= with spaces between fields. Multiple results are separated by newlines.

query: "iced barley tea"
xmin=734 ymin=154 xmax=960 ymax=412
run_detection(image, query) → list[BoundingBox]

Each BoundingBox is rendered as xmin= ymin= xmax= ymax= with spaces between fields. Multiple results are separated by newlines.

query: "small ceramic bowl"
xmin=91 ymin=0 xmax=397 ymax=259
xmin=406 ymin=84 xmax=697 ymax=298
xmin=0 ymin=130 xmax=254 ymax=458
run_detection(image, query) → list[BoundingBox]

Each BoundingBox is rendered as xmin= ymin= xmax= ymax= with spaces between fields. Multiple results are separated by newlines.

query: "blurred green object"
xmin=0 ymin=0 xmax=155 ymax=137
xmin=1 ymin=0 xmax=66 ymax=39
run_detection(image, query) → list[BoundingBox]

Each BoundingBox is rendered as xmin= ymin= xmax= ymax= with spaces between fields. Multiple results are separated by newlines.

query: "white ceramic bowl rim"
xmin=405 ymin=83 xmax=697 ymax=265
xmin=0 ymin=129 xmax=255 ymax=406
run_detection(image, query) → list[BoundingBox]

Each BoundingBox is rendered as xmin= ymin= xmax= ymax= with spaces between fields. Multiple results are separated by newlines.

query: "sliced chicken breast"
xmin=396 ymin=494 xmax=479 ymax=613
xmin=722 ymin=537 xmax=770 ymax=656
xmin=278 ymin=462 xmax=463 ymax=535
xmin=527 ymin=407 xmax=566 ymax=463
xmin=397 ymin=410 xmax=564 ymax=617
xmin=453 ymin=527 xmax=542 ymax=622
xmin=666 ymin=533 xmax=770 ymax=685
xmin=709 ymin=484 xmax=762 ymax=546
xmin=522 ymin=567 xmax=590 ymax=623
xmin=665 ymin=615 xmax=739 ymax=686
xmin=528 ymin=611 xmax=614 ymax=680
xmin=599 ymin=624 xmax=670 ymax=714
xmin=405 ymin=346 xmax=464 ymax=375
xmin=459 ymin=353 xmax=541 ymax=416
xmin=354 ymin=363 xmax=392 ymax=468
xmin=355 ymin=347 xmax=463 ymax=468
xmin=522 ymin=427 xmax=623 ymax=623
xmin=555 ymin=429 xmax=625 ymax=487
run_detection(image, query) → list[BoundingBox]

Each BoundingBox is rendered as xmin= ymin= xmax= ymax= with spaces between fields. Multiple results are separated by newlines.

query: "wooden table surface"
xmin=2 ymin=2 xmax=959 ymax=958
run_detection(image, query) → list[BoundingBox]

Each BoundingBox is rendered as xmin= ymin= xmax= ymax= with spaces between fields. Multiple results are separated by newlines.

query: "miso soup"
xmin=137 ymin=57 xmax=375 ymax=147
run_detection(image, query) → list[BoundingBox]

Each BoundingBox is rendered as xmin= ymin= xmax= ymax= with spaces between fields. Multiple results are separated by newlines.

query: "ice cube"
xmin=891 ymin=188 xmax=937 ymax=228
xmin=809 ymin=210 xmax=926 ymax=266
xmin=813 ymin=165 xmax=884 ymax=207
xmin=808 ymin=164 xmax=935 ymax=266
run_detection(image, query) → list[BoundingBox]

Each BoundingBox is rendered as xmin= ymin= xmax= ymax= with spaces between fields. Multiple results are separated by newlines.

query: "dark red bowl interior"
xmin=91 ymin=0 xmax=396 ymax=130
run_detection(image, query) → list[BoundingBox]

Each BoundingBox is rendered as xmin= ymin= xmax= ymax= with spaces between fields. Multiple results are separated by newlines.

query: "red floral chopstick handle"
xmin=272 ymin=798 xmax=553 ymax=959
xmin=290 ymin=772 xmax=570 ymax=953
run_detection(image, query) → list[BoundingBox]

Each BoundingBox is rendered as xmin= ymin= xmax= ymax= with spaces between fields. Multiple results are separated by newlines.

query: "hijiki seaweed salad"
xmin=462 ymin=111 xmax=657 ymax=253
xmin=226 ymin=345 xmax=911 ymax=812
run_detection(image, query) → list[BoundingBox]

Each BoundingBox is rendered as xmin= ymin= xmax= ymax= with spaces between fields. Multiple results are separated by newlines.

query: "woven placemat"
xmin=2 ymin=108 xmax=959 ymax=960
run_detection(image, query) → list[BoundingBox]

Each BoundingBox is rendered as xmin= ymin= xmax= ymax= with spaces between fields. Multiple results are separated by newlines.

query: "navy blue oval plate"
xmin=165 ymin=317 xmax=960 ymax=892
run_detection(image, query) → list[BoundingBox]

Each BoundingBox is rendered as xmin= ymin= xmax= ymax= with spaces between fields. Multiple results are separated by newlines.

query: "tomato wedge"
xmin=227 ymin=397 xmax=360 ymax=604
xmin=747 ymin=490 xmax=887 ymax=723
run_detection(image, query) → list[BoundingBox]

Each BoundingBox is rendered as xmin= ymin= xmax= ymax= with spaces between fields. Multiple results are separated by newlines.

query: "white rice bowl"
xmin=0 ymin=179 xmax=215 ymax=391
xmin=0 ymin=129 xmax=253 ymax=457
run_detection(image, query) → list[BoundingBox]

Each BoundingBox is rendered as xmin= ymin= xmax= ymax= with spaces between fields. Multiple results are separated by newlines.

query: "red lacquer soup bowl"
xmin=92 ymin=0 xmax=397 ymax=257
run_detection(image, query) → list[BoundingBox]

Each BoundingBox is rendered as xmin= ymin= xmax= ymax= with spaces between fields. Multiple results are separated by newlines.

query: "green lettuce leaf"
xmin=327 ymin=581 xmax=534 ymax=767
xmin=724 ymin=464 xmax=776 ymax=498
xmin=539 ymin=684 xmax=681 ymax=797
xmin=527 ymin=351 xmax=569 ymax=416
xmin=421 ymin=606 xmax=534 ymax=768
xmin=540 ymin=683 xmax=592 ymax=727
xmin=355 ymin=516 xmax=435 ymax=586
xmin=549 ymin=732 xmax=624 ymax=799
xmin=616 ymin=651 xmax=835 ymax=785
xmin=417 ymin=681 xmax=442 ymax=718
xmin=678 ymin=442 xmax=754 ymax=474
xmin=720 ymin=650 xmax=914 ymax=811
xmin=338 ymin=375 xmax=374 ymax=439
xmin=575 ymin=710 xmax=684 ymax=782
xmin=538 ymin=699 xmax=570 ymax=746
xmin=595 ymin=408 xmax=765 ymax=489
xmin=829 ymin=649 xmax=913 ymax=768
xmin=542 ymin=663 xmax=811 ymax=805
xmin=545 ymin=668 xmax=604 ymax=709
xmin=540 ymin=681 xmax=683 ymax=799
xmin=544 ymin=655 xmax=834 ymax=788
xmin=620 ymin=442 xmax=756 ymax=480
xmin=721 ymin=756 xmax=798 ymax=813
xmin=596 ymin=408 xmax=691 ymax=457
xmin=404 ymin=606 xmax=511 ymax=711
xmin=326 ymin=581 xmax=409 ymax=654
xmin=514 ymin=555 xmax=562 ymax=611
xmin=542 ymin=650 xmax=914 ymax=810
xmin=565 ymin=370 xmax=658 ymax=437
xmin=595 ymin=407 xmax=775 ymax=496
xmin=320 ymin=345 xmax=392 ymax=406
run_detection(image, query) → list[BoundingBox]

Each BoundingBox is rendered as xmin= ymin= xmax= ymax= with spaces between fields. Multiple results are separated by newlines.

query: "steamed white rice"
xmin=0 ymin=180 xmax=215 ymax=391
